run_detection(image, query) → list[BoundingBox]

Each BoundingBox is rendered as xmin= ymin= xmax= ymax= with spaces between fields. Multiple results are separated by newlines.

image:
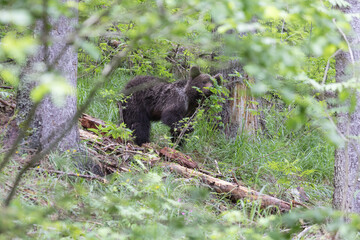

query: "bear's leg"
xmin=161 ymin=110 xmax=188 ymax=146
xmin=131 ymin=120 xmax=150 ymax=146
xmin=124 ymin=110 xmax=151 ymax=146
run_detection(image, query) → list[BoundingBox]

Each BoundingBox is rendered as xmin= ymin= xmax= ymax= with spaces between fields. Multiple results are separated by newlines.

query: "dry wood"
xmin=79 ymin=128 xmax=100 ymax=142
xmin=160 ymin=147 xmax=198 ymax=169
xmin=0 ymin=99 xmax=16 ymax=109
xmin=165 ymin=163 xmax=294 ymax=212
xmin=77 ymin=114 xmax=298 ymax=212
xmin=79 ymin=113 xmax=106 ymax=129
xmin=0 ymin=86 xmax=13 ymax=89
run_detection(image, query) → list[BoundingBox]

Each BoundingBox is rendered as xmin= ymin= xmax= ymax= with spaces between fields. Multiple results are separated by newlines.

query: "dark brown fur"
xmin=122 ymin=66 xmax=221 ymax=146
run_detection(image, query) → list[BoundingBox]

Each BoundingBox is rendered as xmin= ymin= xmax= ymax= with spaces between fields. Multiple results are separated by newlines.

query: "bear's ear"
xmin=213 ymin=73 xmax=222 ymax=85
xmin=190 ymin=66 xmax=201 ymax=80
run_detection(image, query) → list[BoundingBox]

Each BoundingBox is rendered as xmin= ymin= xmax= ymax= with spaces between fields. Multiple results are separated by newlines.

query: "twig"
xmin=0 ymin=86 xmax=13 ymax=89
xmin=198 ymin=169 xmax=223 ymax=178
xmin=295 ymin=226 xmax=313 ymax=240
xmin=35 ymin=168 xmax=108 ymax=183
xmin=333 ymin=18 xmax=355 ymax=75
xmin=231 ymin=171 xmax=244 ymax=186
xmin=322 ymin=49 xmax=341 ymax=85
xmin=0 ymin=99 xmax=15 ymax=109
xmin=214 ymin=159 xmax=223 ymax=176
xmin=0 ymin=101 xmax=40 ymax=173
xmin=78 ymin=46 xmax=122 ymax=79
xmin=291 ymin=200 xmax=310 ymax=209
xmin=280 ymin=18 xmax=285 ymax=43
xmin=173 ymin=106 xmax=200 ymax=148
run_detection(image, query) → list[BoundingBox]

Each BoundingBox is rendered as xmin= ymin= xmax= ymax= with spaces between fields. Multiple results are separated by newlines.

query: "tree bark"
xmin=16 ymin=0 xmax=79 ymax=151
xmin=215 ymin=60 xmax=260 ymax=138
xmin=333 ymin=0 xmax=360 ymax=213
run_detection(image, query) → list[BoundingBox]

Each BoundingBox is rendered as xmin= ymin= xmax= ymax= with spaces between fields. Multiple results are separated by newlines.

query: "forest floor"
xmin=0 ymin=73 xmax=340 ymax=239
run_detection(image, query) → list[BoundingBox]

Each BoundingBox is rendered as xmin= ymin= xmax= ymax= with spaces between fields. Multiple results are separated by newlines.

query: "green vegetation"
xmin=1 ymin=0 xmax=359 ymax=239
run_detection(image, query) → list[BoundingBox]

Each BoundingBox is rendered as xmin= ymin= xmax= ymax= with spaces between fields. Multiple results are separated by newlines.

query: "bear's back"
xmin=124 ymin=76 xmax=189 ymax=118
xmin=125 ymin=76 xmax=159 ymax=89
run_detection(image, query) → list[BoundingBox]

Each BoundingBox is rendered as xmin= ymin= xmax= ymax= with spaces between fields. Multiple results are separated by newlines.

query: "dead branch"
xmin=0 ymin=99 xmax=16 ymax=109
xmin=80 ymin=113 xmax=106 ymax=129
xmin=0 ymin=86 xmax=13 ymax=89
xmin=77 ymin=114 xmax=302 ymax=212
xmin=160 ymin=147 xmax=198 ymax=169
xmin=165 ymin=163 xmax=295 ymax=212
xmin=35 ymin=168 xmax=108 ymax=183
xmin=214 ymin=159 xmax=223 ymax=176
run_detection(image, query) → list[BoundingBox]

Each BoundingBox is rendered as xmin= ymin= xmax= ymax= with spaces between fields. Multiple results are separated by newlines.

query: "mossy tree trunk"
xmin=16 ymin=0 xmax=79 ymax=151
xmin=333 ymin=0 xmax=360 ymax=213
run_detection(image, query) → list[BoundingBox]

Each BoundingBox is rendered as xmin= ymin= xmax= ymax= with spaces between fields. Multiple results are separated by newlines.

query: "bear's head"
xmin=185 ymin=66 xmax=222 ymax=97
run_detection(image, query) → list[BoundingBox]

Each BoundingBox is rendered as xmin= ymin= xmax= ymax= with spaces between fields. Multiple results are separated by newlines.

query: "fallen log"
xmin=79 ymin=113 xmax=106 ymax=129
xmin=160 ymin=147 xmax=198 ymax=169
xmin=78 ymin=114 xmax=296 ymax=212
xmin=79 ymin=128 xmax=100 ymax=142
xmin=165 ymin=163 xmax=294 ymax=212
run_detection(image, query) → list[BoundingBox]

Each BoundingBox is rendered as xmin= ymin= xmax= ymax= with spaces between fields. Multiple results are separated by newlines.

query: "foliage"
xmin=0 ymin=151 xmax=357 ymax=239
xmin=0 ymin=0 xmax=349 ymax=143
xmin=266 ymin=207 xmax=360 ymax=239
xmin=0 ymin=0 xmax=358 ymax=238
xmin=89 ymin=121 xmax=133 ymax=142
xmin=266 ymin=159 xmax=316 ymax=186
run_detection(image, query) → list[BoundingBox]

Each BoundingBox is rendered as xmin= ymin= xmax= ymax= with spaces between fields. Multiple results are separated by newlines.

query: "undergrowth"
xmin=76 ymin=66 xmax=335 ymax=206
xmin=0 ymin=67 xmax=338 ymax=239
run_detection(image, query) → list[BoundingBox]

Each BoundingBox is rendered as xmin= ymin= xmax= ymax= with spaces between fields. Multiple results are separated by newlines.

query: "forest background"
xmin=1 ymin=0 xmax=360 ymax=239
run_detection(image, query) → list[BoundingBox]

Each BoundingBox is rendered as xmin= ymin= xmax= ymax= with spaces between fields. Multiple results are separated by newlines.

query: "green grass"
xmin=1 ymin=152 xmax=279 ymax=239
xmin=181 ymin=108 xmax=334 ymax=205
xmin=0 ymin=65 xmax=338 ymax=239
xmin=77 ymin=67 xmax=133 ymax=123
xmin=77 ymin=66 xmax=335 ymax=206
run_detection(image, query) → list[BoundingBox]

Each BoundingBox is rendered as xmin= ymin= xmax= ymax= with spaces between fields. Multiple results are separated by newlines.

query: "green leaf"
xmin=0 ymin=69 xmax=18 ymax=86
xmin=77 ymin=40 xmax=101 ymax=60
xmin=1 ymin=32 xmax=37 ymax=64
xmin=30 ymin=73 xmax=75 ymax=106
xmin=0 ymin=9 xmax=32 ymax=26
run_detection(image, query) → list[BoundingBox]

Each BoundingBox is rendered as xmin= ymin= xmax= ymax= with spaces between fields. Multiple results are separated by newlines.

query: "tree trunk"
xmin=16 ymin=0 xmax=79 ymax=151
xmin=333 ymin=0 xmax=360 ymax=213
xmin=216 ymin=60 xmax=260 ymax=138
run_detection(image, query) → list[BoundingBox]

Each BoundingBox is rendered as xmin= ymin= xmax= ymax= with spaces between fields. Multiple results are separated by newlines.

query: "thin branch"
xmin=295 ymin=226 xmax=313 ymax=240
xmin=35 ymin=168 xmax=108 ymax=183
xmin=280 ymin=19 xmax=285 ymax=43
xmin=0 ymin=99 xmax=15 ymax=109
xmin=173 ymin=106 xmax=200 ymax=148
xmin=0 ymin=86 xmax=13 ymax=89
xmin=214 ymin=159 xmax=223 ymax=176
xmin=322 ymin=49 xmax=341 ymax=85
xmin=333 ymin=18 xmax=355 ymax=76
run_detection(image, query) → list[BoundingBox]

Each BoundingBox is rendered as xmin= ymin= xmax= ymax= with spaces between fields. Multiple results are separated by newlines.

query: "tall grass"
xmin=0 ymin=66 xmax=338 ymax=239
xmin=78 ymin=67 xmax=334 ymax=205
xmin=77 ymin=68 xmax=133 ymax=123
xmin=182 ymin=106 xmax=334 ymax=205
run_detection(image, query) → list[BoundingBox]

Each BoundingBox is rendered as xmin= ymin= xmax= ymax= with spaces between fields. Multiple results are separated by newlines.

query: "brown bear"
xmin=122 ymin=66 xmax=222 ymax=146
